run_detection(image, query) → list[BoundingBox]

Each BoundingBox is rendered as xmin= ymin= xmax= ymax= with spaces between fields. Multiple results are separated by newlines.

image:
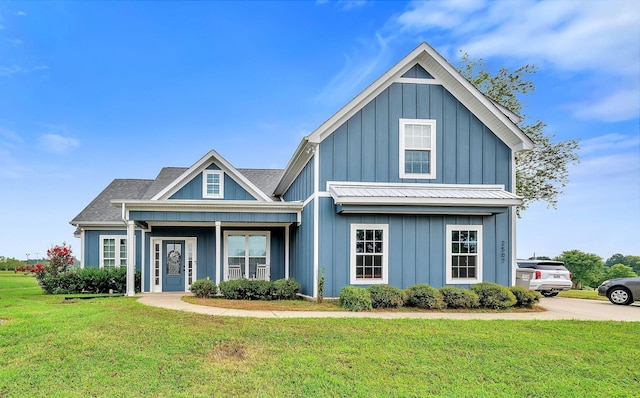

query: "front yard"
xmin=1 ymin=272 xmax=638 ymax=397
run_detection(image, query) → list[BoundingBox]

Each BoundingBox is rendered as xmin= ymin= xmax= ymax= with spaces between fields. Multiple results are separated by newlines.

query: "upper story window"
xmin=203 ymin=170 xmax=224 ymax=199
xmin=399 ymin=118 xmax=436 ymax=179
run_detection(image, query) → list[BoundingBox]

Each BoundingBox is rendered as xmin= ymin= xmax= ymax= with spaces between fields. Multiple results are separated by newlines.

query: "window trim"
xmin=445 ymin=225 xmax=483 ymax=284
xmin=99 ymin=235 xmax=127 ymax=269
xmin=399 ymin=118 xmax=437 ymax=179
xmin=223 ymin=231 xmax=271 ymax=280
xmin=350 ymin=224 xmax=389 ymax=285
xmin=202 ymin=170 xmax=224 ymax=199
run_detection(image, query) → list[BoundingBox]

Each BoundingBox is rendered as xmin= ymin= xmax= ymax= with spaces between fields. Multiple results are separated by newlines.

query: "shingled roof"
xmin=71 ymin=166 xmax=285 ymax=225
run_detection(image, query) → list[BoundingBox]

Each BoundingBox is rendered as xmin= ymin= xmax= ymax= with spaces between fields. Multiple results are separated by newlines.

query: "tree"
xmin=605 ymin=254 xmax=640 ymax=274
xmin=556 ymin=250 xmax=604 ymax=289
xmin=605 ymin=253 xmax=626 ymax=267
xmin=457 ymin=53 xmax=580 ymax=214
xmin=603 ymin=264 xmax=637 ymax=282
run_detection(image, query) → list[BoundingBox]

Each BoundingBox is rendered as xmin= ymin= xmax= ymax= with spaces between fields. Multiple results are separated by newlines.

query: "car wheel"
xmin=607 ymin=287 xmax=633 ymax=305
xmin=541 ymin=291 xmax=559 ymax=297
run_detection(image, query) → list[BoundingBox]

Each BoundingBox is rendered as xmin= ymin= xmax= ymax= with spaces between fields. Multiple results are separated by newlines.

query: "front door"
xmin=163 ymin=240 xmax=185 ymax=292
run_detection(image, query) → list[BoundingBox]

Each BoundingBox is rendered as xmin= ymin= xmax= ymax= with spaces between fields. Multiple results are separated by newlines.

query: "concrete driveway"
xmin=137 ymin=293 xmax=640 ymax=321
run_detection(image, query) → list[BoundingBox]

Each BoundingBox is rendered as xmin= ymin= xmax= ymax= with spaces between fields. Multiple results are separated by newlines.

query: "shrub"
xmin=510 ymin=286 xmax=541 ymax=308
xmin=439 ymin=286 xmax=479 ymax=309
xmin=190 ymin=279 xmax=217 ymax=298
xmin=471 ymin=282 xmax=517 ymax=309
xmin=30 ymin=266 xmax=140 ymax=294
xmin=368 ymin=285 xmax=405 ymax=308
xmin=272 ymin=278 xmax=301 ymax=300
xmin=339 ymin=286 xmax=372 ymax=311
xmin=219 ymin=279 xmax=274 ymax=300
xmin=405 ymin=284 xmax=445 ymax=309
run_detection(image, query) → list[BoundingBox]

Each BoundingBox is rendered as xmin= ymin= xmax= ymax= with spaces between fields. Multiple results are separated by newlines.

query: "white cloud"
xmin=579 ymin=133 xmax=640 ymax=156
xmin=15 ymin=11 xmax=27 ymax=16
xmin=39 ymin=134 xmax=80 ymax=154
xmin=393 ymin=0 xmax=640 ymax=122
xmin=0 ymin=64 xmax=22 ymax=76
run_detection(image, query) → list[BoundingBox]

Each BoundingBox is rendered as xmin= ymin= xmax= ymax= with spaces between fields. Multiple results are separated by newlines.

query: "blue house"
xmin=71 ymin=43 xmax=533 ymax=298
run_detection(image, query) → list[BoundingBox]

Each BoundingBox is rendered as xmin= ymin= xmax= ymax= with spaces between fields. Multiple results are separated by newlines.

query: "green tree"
xmin=556 ymin=250 xmax=604 ymax=289
xmin=605 ymin=253 xmax=626 ymax=267
xmin=603 ymin=264 xmax=637 ymax=282
xmin=457 ymin=53 xmax=580 ymax=214
xmin=604 ymin=254 xmax=640 ymax=273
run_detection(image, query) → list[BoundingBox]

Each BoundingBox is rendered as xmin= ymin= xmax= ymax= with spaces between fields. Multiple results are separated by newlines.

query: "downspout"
xmin=122 ymin=203 xmax=136 ymax=296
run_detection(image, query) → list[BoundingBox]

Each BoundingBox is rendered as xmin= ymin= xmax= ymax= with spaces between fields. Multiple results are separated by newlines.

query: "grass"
xmin=559 ymin=289 xmax=608 ymax=301
xmin=2 ymin=272 xmax=639 ymax=397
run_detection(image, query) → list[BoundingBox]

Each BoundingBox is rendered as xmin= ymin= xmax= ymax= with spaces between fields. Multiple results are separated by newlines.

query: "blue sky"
xmin=0 ymin=1 xmax=638 ymax=262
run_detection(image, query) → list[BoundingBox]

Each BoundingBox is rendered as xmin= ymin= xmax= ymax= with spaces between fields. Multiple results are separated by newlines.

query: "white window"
xmin=446 ymin=225 xmax=482 ymax=284
xmin=224 ymin=231 xmax=270 ymax=280
xmin=203 ymin=170 xmax=224 ymax=199
xmin=399 ymin=118 xmax=436 ymax=179
xmin=350 ymin=224 xmax=389 ymax=284
xmin=100 ymin=235 xmax=127 ymax=268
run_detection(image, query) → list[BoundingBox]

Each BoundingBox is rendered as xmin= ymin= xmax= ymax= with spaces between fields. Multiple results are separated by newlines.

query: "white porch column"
xmin=285 ymin=224 xmax=290 ymax=279
xmin=215 ymin=221 xmax=221 ymax=286
xmin=126 ymin=220 xmax=136 ymax=296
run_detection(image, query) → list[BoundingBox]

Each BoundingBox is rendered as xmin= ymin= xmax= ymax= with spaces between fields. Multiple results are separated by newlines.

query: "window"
xmin=100 ymin=236 xmax=127 ymax=268
xmin=203 ymin=170 xmax=224 ymax=198
xmin=350 ymin=224 xmax=389 ymax=284
xmin=399 ymin=118 xmax=436 ymax=179
xmin=446 ymin=225 xmax=482 ymax=284
xmin=224 ymin=231 xmax=270 ymax=280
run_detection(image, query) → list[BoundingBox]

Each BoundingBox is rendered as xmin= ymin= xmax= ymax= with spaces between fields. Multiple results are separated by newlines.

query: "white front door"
xmin=151 ymin=237 xmax=197 ymax=292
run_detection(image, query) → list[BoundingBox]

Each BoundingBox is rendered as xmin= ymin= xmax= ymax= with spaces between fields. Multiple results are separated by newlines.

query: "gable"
xmin=152 ymin=150 xmax=273 ymax=202
xmin=318 ymin=82 xmax=512 ymax=189
xmin=401 ymin=64 xmax=433 ymax=79
xmin=169 ymin=163 xmax=258 ymax=200
xmin=274 ymin=42 xmax=534 ymax=196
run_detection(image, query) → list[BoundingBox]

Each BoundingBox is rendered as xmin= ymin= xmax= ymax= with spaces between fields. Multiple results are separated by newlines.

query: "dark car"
xmin=598 ymin=277 xmax=640 ymax=305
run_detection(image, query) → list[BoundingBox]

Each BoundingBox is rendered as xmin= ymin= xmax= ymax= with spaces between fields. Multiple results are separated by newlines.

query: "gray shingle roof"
xmin=237 ymin=168 xmax=284 ymax=201
xmin=71 ymin=166 xmax=285 ymax=225
xmin=71 ymin=179 xmax=154 ymax=224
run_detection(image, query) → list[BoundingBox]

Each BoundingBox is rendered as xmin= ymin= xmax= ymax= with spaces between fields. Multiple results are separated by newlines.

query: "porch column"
xmin=215 ymin=221 xmax=221 ymax=286
xmin=285 ymin=224 xmax=290 ymax=279
xmin=126 ymin=220 xmax=136 ymax=296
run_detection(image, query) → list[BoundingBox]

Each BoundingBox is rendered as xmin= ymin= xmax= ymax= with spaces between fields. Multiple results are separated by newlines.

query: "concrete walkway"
xmin=137 ymin=293 xmax=640 ymax=321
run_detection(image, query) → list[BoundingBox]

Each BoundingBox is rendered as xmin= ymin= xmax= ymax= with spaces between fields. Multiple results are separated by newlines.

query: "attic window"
xmin=399 ymin=118 xmax=436 ymax=179
xmin=203 ymin=170 xmax=224 ymax=199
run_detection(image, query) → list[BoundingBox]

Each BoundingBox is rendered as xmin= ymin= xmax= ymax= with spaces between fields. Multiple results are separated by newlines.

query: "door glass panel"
xmin=166 ymin=243 xmax=182 ymax=275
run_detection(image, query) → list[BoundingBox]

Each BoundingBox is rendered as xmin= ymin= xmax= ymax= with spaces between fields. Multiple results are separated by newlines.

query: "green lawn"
xmin=1 ymin=272 xmax=638 ymax=397
xmin=559 ymin=289 xmax=608 ymax=301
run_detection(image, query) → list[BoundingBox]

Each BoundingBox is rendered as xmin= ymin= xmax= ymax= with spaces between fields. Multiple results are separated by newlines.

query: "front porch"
xmin=116 ymin=200 xmax=303 ymax=295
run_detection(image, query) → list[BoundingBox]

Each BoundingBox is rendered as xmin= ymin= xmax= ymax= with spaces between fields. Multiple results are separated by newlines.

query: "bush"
xmin=339 ymin=286 xmax=372 ymax=311
xmin=439 ymin=286 xmax=479 ymax=309
xmin=34 ymin=266 xmax=140 ymax=294
xmin=510 ymin=286 xmax=541 ymax=308
xmin=471 ymin=282 xmax=517 ymax=309
xmin=405 ymin=284 xmax=445 ymax=309
xmin=219 ymin=279 xmax=273 ymax=300
xmin=190 ymin=279 xmax=217 ymax=298
xmin=368 ymin=285 xmax=405 ymax=308
xmin=272 ymin=278 xmax=301 ymax=300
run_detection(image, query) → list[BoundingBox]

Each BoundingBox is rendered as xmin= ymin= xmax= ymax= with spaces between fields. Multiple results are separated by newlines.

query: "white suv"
xmin=516 ymin=260 xmax=573 ymax=297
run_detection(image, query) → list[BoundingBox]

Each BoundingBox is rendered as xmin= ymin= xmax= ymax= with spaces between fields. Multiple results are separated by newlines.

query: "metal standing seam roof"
xmin=329 ymin=184 xmax=521 ymax=205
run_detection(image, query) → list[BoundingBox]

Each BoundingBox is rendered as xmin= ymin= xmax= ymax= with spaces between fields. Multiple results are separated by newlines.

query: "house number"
xmin=501 ymin=241 xmax=506 ymax=263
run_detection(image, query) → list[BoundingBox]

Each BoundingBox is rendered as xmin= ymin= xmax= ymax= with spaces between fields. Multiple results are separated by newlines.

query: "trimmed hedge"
xmin=471 ymin=282 xmax=517 ymax=309
xmin=218 ymin=278 xmax=301 ymax=300
xmin=37 ymin=267 xmax=141 ymax=294
xmin=439 ymin=286 xmax=479 ymax=309
xmin=190 ymin=279 xmax=217 ymax=298
xmin=368 ymin=285 xmax=405 ymax=308
xmin=405 ymin=284 xmax=445 ymax=309
xmin=339 ymin=286 xmax=372 ymax=311
xmin=510 ymin=286 xmax=541 ymax=308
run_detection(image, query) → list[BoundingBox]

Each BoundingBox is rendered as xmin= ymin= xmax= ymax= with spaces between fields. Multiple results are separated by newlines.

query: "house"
xmin=70 ymin=42 xmax=534 ymax=298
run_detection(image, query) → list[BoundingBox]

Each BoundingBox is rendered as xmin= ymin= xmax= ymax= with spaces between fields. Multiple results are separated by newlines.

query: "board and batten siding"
xmin=319 ymin=83 xmax=512 ymax=188
xmin=288 ymin=200 xmax=315 ymax=296
xmin=318 ymin=197 xmax=513 ymax=297
xmin=170 ymin=165 xmax=257 ymax=200
xmin=83 ymin=229 xmax=142 ymax=270
xmin=283 ymin=157 xmax=315 ymax=202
